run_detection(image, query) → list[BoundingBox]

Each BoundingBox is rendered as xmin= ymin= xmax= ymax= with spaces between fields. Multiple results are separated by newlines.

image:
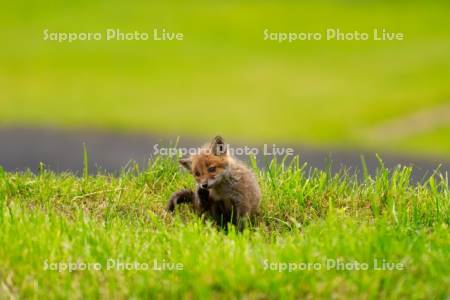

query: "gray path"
xmin=0 ymin=127 xmax=448 ymax=183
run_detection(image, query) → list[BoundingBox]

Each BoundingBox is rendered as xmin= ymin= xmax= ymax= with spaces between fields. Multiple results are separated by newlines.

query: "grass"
xmin=0 ymin=0 xmax=450 ymax=155
xmin=394 ymin=125 xmax=450 ymax=156
xmin=0 ymin=156 xmax=449 ymax=299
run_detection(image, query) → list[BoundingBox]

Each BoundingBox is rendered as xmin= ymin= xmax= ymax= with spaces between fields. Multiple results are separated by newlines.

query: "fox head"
xmin=179 ymin=136 xmax=229 ymax=189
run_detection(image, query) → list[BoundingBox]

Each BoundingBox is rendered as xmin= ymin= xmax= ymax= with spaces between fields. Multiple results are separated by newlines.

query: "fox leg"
xmin=231 ymin=205 xmax=247 ymax=231
xmin=193 ymin=187 xmax=211 ymax=213
xmin=207 ymin=201 xmax=230 ymax=227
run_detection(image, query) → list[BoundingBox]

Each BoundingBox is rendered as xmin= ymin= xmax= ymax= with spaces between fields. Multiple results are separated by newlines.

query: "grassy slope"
xmin=0 ymin=1 xmax=450 ymax=155
xmin=395 ymin=125 xmax=450 ymax=156
xmin=0 ymin=157 xmax=449 ymax=299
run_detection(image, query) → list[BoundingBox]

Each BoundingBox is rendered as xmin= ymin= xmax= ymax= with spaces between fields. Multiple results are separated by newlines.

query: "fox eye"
xmin=194 ymin=171 xmax=200 ymax=177
xmin=207 ymin=166 xmax=216 ymax=173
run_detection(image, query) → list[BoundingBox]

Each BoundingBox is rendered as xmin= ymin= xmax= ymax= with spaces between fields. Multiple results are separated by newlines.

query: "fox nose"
xmin=201 ymin=183 xmax=208 ymax=189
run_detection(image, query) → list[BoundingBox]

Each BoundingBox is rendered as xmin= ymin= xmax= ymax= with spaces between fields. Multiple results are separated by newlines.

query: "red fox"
xmin=167 ymin=136 xmax=261 ymax=228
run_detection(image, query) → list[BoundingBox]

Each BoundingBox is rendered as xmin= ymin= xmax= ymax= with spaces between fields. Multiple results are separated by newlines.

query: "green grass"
xmin=1 ymin=157 xmax=449 ymax=299
xmin=394 ymin=125 xmax=450 ymax=156
xmin=0 ymin=1 xmax=449 ymax=155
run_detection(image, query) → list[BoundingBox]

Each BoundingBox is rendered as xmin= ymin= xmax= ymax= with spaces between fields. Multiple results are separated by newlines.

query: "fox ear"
xmin=211 ymin=136 xmax=227 ymax=156
xmin=179 ymin=157 xmax=192 ymax=171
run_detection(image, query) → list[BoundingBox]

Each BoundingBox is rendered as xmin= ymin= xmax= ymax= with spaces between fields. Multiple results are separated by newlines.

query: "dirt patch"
xmin=366 ymin=103 xmax=450 ymax=141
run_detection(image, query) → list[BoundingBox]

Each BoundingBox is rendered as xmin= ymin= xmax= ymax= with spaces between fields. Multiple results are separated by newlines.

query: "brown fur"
xmin=167 ymin=136 xmax=261 ymax=229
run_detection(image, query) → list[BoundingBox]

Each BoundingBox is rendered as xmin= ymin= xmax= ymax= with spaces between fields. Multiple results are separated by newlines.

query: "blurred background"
xmin=0 ymin=0 xmax=449 ymax=175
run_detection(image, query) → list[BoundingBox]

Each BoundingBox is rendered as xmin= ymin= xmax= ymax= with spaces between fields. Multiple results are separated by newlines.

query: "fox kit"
xmin=167 ymin=136 xmax=261 ymax=228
